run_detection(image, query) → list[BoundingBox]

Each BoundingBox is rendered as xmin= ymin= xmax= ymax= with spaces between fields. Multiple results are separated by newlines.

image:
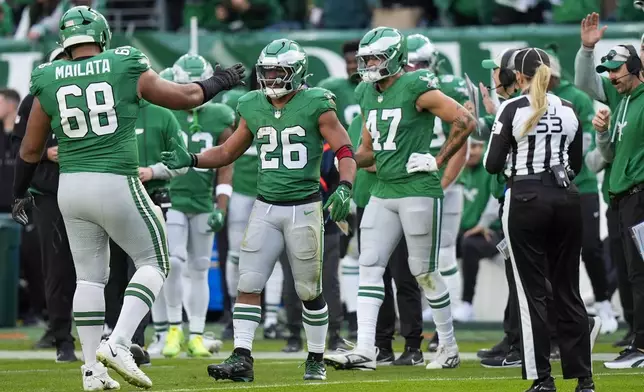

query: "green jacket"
xmin=551 ymin=80 xmax=598 ymax=194
xmin=460 ymin=162 xmax=501 ymax=231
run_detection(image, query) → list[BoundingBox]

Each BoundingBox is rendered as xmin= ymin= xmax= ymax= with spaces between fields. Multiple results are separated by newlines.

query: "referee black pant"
xmin=606 ymin=203 xmax=633 ymax=331
xmin=580 ymin=193 xmax=611 ymax=303
xmin=32 ymin=193 xmax=76 ymax=347
xmin=356 ymin=206 xmax=423 ymax=351
xmin=503 ymin=180 xmax=590 ymax=381
xmin=613 ymin=189 xmax=644 ymax=349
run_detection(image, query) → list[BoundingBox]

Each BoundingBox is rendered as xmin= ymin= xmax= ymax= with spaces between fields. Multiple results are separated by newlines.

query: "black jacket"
xmin=11 ymin=94 xmax=59 ymax=195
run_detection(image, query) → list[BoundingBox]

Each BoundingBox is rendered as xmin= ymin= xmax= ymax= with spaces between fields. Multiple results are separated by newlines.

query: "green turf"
xmin=0 ymin=358 xmax=642 ymax=392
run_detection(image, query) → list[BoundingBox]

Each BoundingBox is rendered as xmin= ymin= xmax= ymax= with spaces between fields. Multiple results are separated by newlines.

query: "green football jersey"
xmin=136 ymin=100 xmax=183 ymax=193
xmin=430 ymin=74 xmax=468 ymax=179
xmin=356 ymin=70 xmax=443 ymax=199
xmin=237 ymin=87 xmax=336 ymax=202
xmin=221 ymin=88 xmax=258 ymax=197
xmin=169 ymin=103 xmax=235 ymax=213
xmin=317 ymin=76 xmax=361 ymax=129
xmin=30 ymin=46 xmax=151 ymax=176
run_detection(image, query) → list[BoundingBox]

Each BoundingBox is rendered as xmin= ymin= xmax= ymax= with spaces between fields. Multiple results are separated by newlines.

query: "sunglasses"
xmin=601 ymin=50 xmax=622 ymax=64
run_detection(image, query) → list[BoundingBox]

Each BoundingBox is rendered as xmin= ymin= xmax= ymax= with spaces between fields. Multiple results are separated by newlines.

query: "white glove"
xmin=406 ymin=152 xmax=438 ymax=173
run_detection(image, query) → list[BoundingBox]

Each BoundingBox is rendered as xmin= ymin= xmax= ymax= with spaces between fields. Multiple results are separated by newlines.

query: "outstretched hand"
xmin=581 ymin=13 xmax=607 ymax=49
xmin=161 ymin=138 xmax=194 ymax=169
xmin=213 ymin=63 xmax=246 ymax=90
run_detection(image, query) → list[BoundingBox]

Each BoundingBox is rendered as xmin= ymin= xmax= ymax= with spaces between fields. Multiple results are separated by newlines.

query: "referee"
xmin=484 ymin=48 xmax=595 ymax=392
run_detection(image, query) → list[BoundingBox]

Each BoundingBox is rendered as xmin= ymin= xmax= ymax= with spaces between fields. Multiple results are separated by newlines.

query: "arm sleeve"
xmin=483 ymin=100 xmax=513 ymax=174
xmin=584 ymin=148 xmax=608 ymax=173
xmin=568 ymin=118 xmax=583 ymax=175
xmin=574 ymin=46 xmax=608 ymax=103
xmin=595 ymin=130 xmax=614 ymax=163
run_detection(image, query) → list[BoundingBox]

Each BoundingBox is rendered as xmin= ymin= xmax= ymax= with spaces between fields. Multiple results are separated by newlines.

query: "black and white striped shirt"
xmin=484 ymin=93 xmax=583 ymax=177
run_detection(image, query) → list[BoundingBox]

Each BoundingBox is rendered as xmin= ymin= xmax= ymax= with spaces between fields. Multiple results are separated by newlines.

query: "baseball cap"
xmin=514 ymin=48 xmax=550 ymax=77
xmin=481 ymin=48 xmax=518 ymax=70
xmin=596 ymin=45 xmax=631 ymax=73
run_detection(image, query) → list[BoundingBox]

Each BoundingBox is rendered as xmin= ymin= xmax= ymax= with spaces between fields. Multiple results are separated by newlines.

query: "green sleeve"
xmin=114 ymin=46 xmax=151 ymax=82
xmin=29 ymin=63 xmax=50 ymax=97
xmin=309 ymin=87 xmax=337 ymax=119
xmin=409 ymin=69 xmax=440 ymax=101
xmin=236 ymin=90 xmax=258 ymax=124
xmin=601 ymin=76 xmax=621 ymax=109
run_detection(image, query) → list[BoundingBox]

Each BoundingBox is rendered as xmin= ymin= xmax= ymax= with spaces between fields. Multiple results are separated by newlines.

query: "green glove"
xmin=323 ymin=182 xmax=352 ymax=222
xmin=207 ymin=208 xmax=226 ymax=232
xmin=161 ymin=138 xmax=196 ymax=169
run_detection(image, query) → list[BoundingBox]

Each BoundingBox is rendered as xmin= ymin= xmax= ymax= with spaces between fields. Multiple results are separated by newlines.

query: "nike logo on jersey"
xmin=304 ymin=210 xmax=315 ymax=215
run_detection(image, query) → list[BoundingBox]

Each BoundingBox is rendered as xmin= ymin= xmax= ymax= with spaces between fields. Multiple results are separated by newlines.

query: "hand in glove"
xmin=12 ymin=191 xmax=34 ymax=226
xmin=196 ymin=63 xmax=246 ymax=103
xmin=323 ymin=182 xmax=352 ymax=222
xmin=161 ymin=138 xmax=196 ymax=169
xmin=207 ymin=208 xmax=226 ymax=233
xmin=406 ymin=152 xmax=438 ymax=174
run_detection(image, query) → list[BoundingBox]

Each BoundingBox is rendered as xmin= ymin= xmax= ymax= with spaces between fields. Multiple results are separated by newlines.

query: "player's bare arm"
xmin=215 ymin=127 xmax=234 ymax=213
xmin=319 ymin=110 xmax=357 ymax=184
xmin=196 ymin=118 xmax=253 ymax=169
xmin=355 ymin=122 xmax=375 ymax=168
xmin=417 ymin=90 xmax=476 ymax=167
xmin=138 ymin=63 xmax=245 ymax=110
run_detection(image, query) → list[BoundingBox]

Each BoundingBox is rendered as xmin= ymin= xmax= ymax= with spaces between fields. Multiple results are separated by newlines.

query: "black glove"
xmin=12 ymin=191 xmax=34 ymax=226
xmin=195 ymin=63 xmax=246 ymax=104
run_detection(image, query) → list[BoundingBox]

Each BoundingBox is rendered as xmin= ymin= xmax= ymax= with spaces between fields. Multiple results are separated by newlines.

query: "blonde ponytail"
xmin=521 ymin=64 xmax=551 ymax=137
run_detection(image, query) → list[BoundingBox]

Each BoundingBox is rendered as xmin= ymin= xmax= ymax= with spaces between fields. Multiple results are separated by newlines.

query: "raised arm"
xmin=196 ymin=118 xmax=254 ymax=169
xmin=319 ymin=110 xmax=357 ymax=186
xmin=14 ymin=97 xmax=51 ymax=198
xmin=138 ymin=64 xmax=246 ymax=110
xmin=575 ymin=13 xmax=608 ymax=102
xmin=416 ymin=89 xmax=476 ymax=168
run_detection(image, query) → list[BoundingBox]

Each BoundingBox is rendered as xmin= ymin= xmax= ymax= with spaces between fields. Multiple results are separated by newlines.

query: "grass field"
xmin=1 ymin=324 xmax=642 ymax=392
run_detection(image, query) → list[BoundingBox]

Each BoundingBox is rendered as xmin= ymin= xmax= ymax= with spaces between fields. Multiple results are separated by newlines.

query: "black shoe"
xmin=613 ymin=330 xmax=635 ymax=348
xmin=328 ymin=332 xmax=350 ymax=351
xmin=282 ymin=337 xmax=303 ymax=353
xmin=525 ymin=377 xmax=556 ymax=392
xmin=575 ymin=377 xmax=595 ymax=392
xmin=603 ymin=346 xmax=644 ymax=369
xmin=221 ymin=321 xmax=234 ymax=341
xmin=427 ymin=334 xmax=439 ymax=353
xmin=130 ymin=344 xmax=151 ymax=367
xmin=376 ymin=347 xmax=395 ymax=366
xmin=55 ymin=341 xmax=78 ymax=363
xmin=550 ymin=345 xmax=561 ymax=361
xmin=263 ymin=324 xmax=285 ymax=340
xmin=480 ymin=348 xmax=522 ymax=368
xmin=34 ymin=331 xmax=56 ymax=349
xmin=207 ymin=352 xmax=254 ymax=382
xmin=392 ymin=347 xmax=424 ymax=366
xmin=303 ymin=359 xmax=327 ymax=380
xmin=477 ymin=336 xmax=509 ymax=359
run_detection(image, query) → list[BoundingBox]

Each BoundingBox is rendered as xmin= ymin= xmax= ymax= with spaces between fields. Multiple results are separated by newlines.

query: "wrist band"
xmin=338 ymin=180 xmax=353 ymax=190
xmin=216 ymin=184 xmax=233 ymax=198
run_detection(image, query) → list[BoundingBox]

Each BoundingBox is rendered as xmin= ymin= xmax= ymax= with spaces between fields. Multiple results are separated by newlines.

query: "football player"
xmin=219 ymin=69 xmax=286 ymax=340
xmin=162 ymin=39 xmax=357 ymax=382
xmin=323 ymin=26 xmax=476 ymax=371
xmin=12 ymin=6 xmax=244 ymax=390
xmin=406 ymin=34 xmax=470 ymax=327
xmin=160 ymin=53 xmax=236 ymax=359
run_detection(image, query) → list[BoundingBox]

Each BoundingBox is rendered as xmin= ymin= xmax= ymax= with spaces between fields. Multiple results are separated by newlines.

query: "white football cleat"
xmin=324 ymin=347 xmax=376 ymax=370
xmin=426 ymin=343 xmax=460 ymax=369
xmin=82 ymin=362 xmax=120 ymax=391
xmin=146 ymin=333 xmax=166 ymax=356
xmin=97 ymin=339 xmax=152 ymax=389
xmin=203 ymin=331 xmax=223 ymax=353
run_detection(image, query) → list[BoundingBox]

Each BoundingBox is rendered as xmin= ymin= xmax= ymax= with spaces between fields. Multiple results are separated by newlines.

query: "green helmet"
xmin=406 ymin=34 xmax=439 ymax=72
xmin=256 ymin=39 xmax=308 ymax=98
xmin=58 ymin=6 xmax=111 ymax=52
xmin=357 ymin=27 xmax=407 ymax=83
xmin=158 ymin=67 xmax=174 ymax=82
xmin=172 ymin=53 xmax=214 ymax=84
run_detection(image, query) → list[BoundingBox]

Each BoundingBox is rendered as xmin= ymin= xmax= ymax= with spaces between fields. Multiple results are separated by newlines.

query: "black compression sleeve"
xmin=13 ymin=156 xmax=39 ymax=198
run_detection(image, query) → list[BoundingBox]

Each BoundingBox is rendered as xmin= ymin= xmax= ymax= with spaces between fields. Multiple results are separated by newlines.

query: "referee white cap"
xmin=514 ymin=48 xmax=551 ymax=77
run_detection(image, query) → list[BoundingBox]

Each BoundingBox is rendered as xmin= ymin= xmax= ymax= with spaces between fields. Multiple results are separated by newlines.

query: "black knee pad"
xmin=302 ymin=293 xmax=326 ymax=311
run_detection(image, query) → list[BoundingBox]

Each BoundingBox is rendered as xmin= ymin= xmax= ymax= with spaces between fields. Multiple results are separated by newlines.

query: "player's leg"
xmin=225 ymin=192 xmax=255 ymax=338
xmin=208 ymin=200 xmax=285 ymax=382
xmin=263 ymin=262 xmax=284 ymax=337
xmin=399 ymin=196 xmax=460 ymax=370
xmin=284 ymin=201 xmax=328 ymax=380
xmin=439 ymin=183 xmax=464 ymax=308
xmin=185 ymin=213 xmax=215 ymax=356
xmin=325 ymin=197 xmax=402 ymax=370
xmin=97 ymin=175 xmax=169 ymax=388
xmin=160 ymin=209 xmax=188 ymax=357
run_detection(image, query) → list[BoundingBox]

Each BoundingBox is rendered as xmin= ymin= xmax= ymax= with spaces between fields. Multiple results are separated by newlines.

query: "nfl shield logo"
xmin=274 ymin=110 xmax=281 ymax=119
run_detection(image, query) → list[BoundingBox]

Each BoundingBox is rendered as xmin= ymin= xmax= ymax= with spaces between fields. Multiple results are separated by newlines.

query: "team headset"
xmin=620 ymin=44 xmax=642 ymax=75
xmin=498 ymin=50 xmax=518 ymax=88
